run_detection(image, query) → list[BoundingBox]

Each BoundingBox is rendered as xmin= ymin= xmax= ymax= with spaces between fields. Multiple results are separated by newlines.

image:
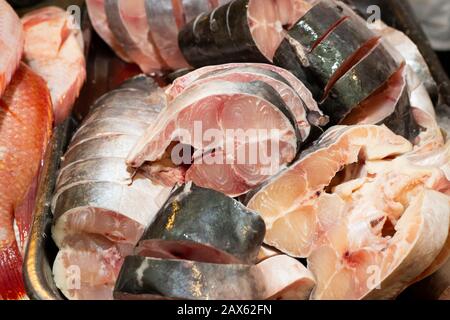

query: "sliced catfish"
xmin=165 ymin=63 xmax=327 ymax=128
xmin=310 ymin=185 xmax=449 ymax=299
xmin=104 ymin=0 xmax=166 ymax=73
xmin=51 ymin=76 xmax=172 ymax=300
xmin=127 ymin=79 xmax=300 ymax=197
xmin=114 ymin=255 xmax=315 ymax=300
xmin=179 ymin=0 xmax=312 ymax=67
xmin=341 ymin=65 xmax=420 ymax=140
xmin=371 ymin=21 xmax=438 ymax=101
xmin=145 ymin=0 xmax=190 ymax=70
xmin=246 ymin=125 xmax=413 ymax=258
xmin=167 ymin=64 xmax=311 ymax=139
xmin=86 ymin=0 xmax=131 ymax=62
xmin=320 ymin=40 xmax=400 ymax=125
xmin=274 ymin=0 xmax=380 ymax=100
xmin=135 ymin=183 xmax=266 ymax=264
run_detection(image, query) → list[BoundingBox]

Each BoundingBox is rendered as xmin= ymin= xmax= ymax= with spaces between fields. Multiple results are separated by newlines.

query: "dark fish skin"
xmin=273 ymin=40 xmax=323 ymax=99
xmin=320 ymin=42 xmax=399 ymax=125
xmin=381 ymin=85 xmax=420 ymax=141
xmin=138 ymin=184 xmax=266 ymax=264
xmin=127 ymin=78 xmax=302 ymax=170
xmin=114 ymin=256 xmax=265 ymax=300
xmin=179 ymin=0 xmax=268 ymax=68
xmin=289 ymin=0 xmax=348 ymax=51
xmin=274 ymin=0 xmax=375 ymax=100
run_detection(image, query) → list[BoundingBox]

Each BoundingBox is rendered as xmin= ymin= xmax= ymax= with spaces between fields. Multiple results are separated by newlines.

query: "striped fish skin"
xmin=52 ymin=75 xmax=172 ymax=300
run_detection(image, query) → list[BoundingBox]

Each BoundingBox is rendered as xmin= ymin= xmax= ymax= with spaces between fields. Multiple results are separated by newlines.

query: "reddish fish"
xmin=0 ymin=0 xmax=24 ymax=98
xmin=22 ymin=6 xmax=86 ymax=124
xmin=0 ymin=63 xmax=53 ymax=300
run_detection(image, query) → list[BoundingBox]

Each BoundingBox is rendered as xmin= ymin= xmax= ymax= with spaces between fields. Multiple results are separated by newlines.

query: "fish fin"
xmin=0 ymin=241 xmax=26 ymax=300
xmin=58 ymin=20 xmax=72 ymax=52
xmin=14 ymin=176 xmax=39 ymax=252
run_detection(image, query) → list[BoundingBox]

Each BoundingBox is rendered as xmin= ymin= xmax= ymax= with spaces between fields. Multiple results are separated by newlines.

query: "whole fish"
xmin=0 ymin=63 xmax=53 ymax=300
xmin=0 ymin=0 xmax=24 ymax=98
xmin=51 ymin=75 xmax=172 ymax=300
xmin=22 ymin=6 xmax=86 ymax=124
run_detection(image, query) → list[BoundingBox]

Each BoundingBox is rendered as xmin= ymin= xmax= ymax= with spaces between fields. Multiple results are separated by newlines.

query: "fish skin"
xmin=320 ymin=41 xmax=400 ymax=125
xmin=179 ymin=0 xmax=311 ymax=67
xmin=104 ymin=0 xmax=166 ymax=73
xmin=137 ymin=184 xmax=266 ymax=264
xmin=127 ymin=79 xmax=300 ymax=197
xmin=114 ymin=254 xmax=315 ymax=300
xmin=274 ymin=0 xmax=363 ymax=99
xmin=145 ymin=0 xmax=189 ymax=70
xmin=51 ymin=75 xmax=171 ymax=300
xmin=22 ymin=6 xmax=86 ymax=124
xmin=0 ymin=63 xmax=53 ymax=300
xmin=246 ymin=125 xmax=413 ymax=258
xmin=114 ymin=256 xmax=265 ymax=300
xmin=0 ymin=0 xmax=24 ymax=98
xmin=179 ymin=0 xmax=268 ymax=67
xmin=86 ymin=0 xmax=131 ymax=62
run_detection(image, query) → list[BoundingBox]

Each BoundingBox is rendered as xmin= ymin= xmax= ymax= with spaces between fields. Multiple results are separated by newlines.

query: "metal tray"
xmin=23 ymin=0 xmax=450 ymax=300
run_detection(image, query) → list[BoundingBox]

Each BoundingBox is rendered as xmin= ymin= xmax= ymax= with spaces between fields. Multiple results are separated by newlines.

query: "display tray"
xmin=21 ymin=0 xmax=450 ymax=300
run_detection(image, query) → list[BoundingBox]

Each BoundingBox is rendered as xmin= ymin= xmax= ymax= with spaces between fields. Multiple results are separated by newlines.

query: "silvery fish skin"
xmin=51 ymin=75 xmax=172 ymax=300
xmin=136 ymin=184 xmax=266 ymax=264
xmin=114 ymin=257 xmax=265 ymax=300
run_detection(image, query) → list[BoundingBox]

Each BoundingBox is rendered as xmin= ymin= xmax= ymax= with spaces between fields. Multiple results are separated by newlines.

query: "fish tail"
xmin=0 ymin=241 xmax=26 ymax=300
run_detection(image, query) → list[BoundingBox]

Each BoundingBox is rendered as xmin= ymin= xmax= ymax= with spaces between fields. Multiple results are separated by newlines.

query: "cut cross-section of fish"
xmin=274 ymin=0 xmax=381 ymax=101
xmin=320 ymin=40 xmax=400 ymax=125
xmin=169 ymin=65 xmax=311 ymax=139
xmin=114 ymin=254 xmax=315 ymax=300
xmin=127 ymin=79 xmax=300 ymax=197
xmin=86 ymin=0 xmax=131 ymax=62
xmin=370 ymin=20 xmax=438 ymax=101
xmin=51 ymin=76 xmax=172 ymax=300
xmin=342 ymin=65 xmax=419 ymax=140
xmin=114 ymin=256 xmax=265 ymax=300
xmin=145 ymin=0 xmax=190 ymax=70
xmin=309 ymin=189 xmax=449 ymax=300
xmin=0 ymin=0 xmax=24 ymax=98
xmin=104 ymin=0 xmax=166 ymax=73
xmin=135 ymin=184 xmax=266 ymax=264
xmin=247 ymin=125 xmax=413 ymax=258
xmin=179 ymin=0 xmax=312 ymax=67
xmin=165 ymin=63 xmax=326 ymax=128
xmin=181 ymin=0 xmax=212 ymax=23
xmin=22 ymin=6 xmax=86 ymax=124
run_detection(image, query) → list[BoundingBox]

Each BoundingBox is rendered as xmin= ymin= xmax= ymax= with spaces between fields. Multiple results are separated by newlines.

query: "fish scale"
xmin=0 ymin=63 xmax=53 ymax=300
